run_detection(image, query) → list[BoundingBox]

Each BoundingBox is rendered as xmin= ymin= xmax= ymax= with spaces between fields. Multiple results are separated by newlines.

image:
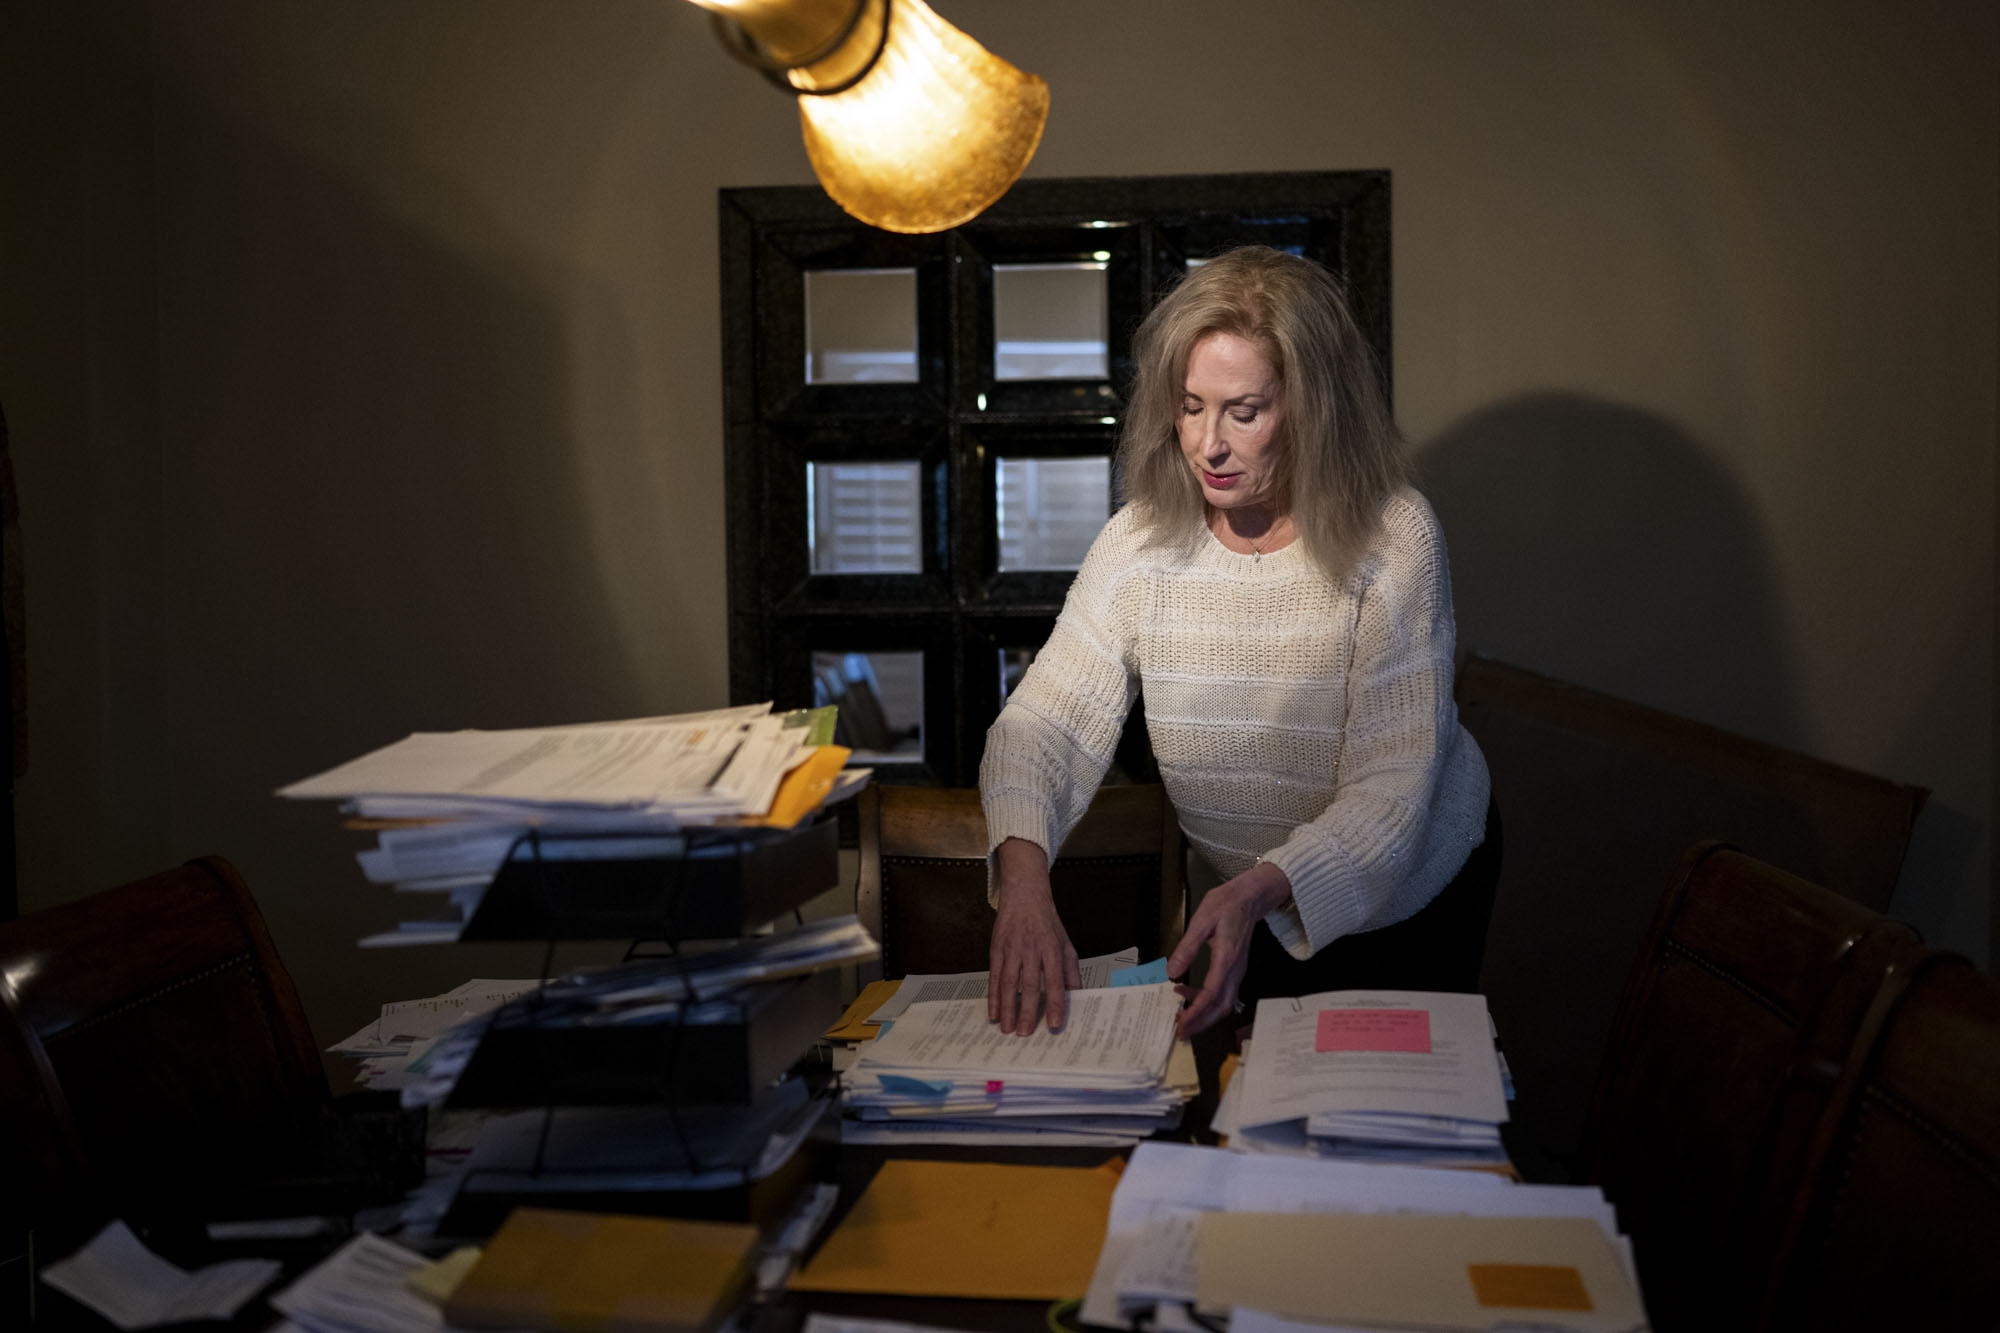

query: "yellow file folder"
xmin=790 ymin=1158 xmax=1124 ymax=1301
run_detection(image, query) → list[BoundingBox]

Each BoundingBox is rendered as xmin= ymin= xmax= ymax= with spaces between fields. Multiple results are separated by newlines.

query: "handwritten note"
xmin=1315 ymin=1008 xmax=1431 ymax=1054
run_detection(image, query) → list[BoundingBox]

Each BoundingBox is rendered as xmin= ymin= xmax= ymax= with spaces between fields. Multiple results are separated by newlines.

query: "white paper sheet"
xmin=38 ymin=1221 xmax=280 ymax=1331
xmin=855 ymin=984 xmax=1179 ymax=1089
xmin=329 ymin=979 xmax=543 ymax=1055
xmin=868 ymin=949 xmax=1139 ymax=1023
xmin=277 ymin=705 xmax=774 ymax=809
xmin=266 ymin=1231 xmax=440 ymax=1333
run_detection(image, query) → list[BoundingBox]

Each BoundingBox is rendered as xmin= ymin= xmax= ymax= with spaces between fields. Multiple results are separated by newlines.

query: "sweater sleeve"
xmin=978 ymin=511 xmax=1144 ymax=897
xmin=1258 ymin=495 xmax=1470 ymax=958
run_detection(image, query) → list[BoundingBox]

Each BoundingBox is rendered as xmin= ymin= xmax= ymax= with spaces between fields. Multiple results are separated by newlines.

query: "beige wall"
xmin=2 ymin=1 xmax=1993 ymax=1060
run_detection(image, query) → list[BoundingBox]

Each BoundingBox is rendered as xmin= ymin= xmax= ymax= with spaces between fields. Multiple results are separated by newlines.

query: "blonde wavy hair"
xmin=1118 ymin=246 xmax=1409 ymax=583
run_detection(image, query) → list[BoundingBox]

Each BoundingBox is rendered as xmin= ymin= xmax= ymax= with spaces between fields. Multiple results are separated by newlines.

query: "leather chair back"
xmin=0 ymin=855 xmax=329 ymax=1247
xmin=1760 ymin=950 xmax=2000 ymax=1331
xmin=1584 ymin=842 xmax=1925 ymax=1331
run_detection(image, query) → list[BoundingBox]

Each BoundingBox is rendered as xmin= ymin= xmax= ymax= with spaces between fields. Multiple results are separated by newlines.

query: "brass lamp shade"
xmin=697 ymin=0 xmax=1048 ymax=234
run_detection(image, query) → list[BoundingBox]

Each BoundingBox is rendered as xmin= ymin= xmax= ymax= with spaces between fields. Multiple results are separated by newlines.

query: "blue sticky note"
xmin=1110 ymin=957 xmax=1170 ymax=987
xmin=879 ymin=1074 xmax=952 ymax=1097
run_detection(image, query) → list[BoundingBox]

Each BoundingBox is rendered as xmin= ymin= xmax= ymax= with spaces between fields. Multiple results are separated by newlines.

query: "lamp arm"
xmin=710 ymin=0 xmax=890 ymax=98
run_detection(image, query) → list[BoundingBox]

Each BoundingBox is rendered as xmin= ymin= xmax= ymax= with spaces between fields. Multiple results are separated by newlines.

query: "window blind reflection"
xmin=995 ymin=456 xmax=1110 ymax=571
xmin=808 ymin=462 xmax=922 ymax=574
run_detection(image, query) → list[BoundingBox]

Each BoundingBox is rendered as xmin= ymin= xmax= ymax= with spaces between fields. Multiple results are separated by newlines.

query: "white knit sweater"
xmin=980 ymin=487 xmax=1491 ymax=960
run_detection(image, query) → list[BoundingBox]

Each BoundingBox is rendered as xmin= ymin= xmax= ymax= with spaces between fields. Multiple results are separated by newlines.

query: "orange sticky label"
xmin=1466 ymin=1263 xmax=1593 ymax=1310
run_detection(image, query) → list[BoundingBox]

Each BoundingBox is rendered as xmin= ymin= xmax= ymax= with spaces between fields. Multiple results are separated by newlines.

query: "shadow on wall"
xmin=1415 ymin=391 xmax=1805 ymax=753
xmin=151 ymin=88 xmax=652 ymax=1065
xmin=1414 ymin=391 xmax=1812 ymax=1182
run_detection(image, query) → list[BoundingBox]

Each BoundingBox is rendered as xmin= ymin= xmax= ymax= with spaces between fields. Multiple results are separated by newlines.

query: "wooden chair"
xmin=855 ymin=784 xmax=1186 ymax=980
xmin=0 ymin=855 xmax=332 ymax=1251
xmin=1582 ymin=841 xmax=1965 ymax=1332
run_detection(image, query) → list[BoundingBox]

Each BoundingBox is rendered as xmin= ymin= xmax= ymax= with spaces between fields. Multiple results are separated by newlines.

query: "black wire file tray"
xmin=444 ymin=967 xmax=843 ymax=1108
xmin=457 ymin=815 xmax=840 ymax=941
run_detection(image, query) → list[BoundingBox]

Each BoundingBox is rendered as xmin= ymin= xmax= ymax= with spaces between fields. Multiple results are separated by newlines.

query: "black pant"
xmin=1235 ymin=796 xmax=1503 ymax=1009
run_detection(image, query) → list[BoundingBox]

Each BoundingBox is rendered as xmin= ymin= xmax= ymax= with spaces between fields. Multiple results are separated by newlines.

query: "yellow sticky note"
xmin=790 ymin=1158 xmax=1122 ymax=1301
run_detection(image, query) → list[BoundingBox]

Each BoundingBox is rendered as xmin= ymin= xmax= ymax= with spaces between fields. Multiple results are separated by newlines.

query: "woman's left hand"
xmin=1166 ymin=860 xmax=1295 ymax=1038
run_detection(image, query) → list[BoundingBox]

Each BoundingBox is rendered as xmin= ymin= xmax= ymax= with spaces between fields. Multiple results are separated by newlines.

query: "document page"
xmin=329 ymin=979 xmax=543 ymax=1054
xmin=39 ymin=1221 xmax=280 ymax=1331
xmin=1235 ymin=990 xmax=1507 ymax=1129
xmin=276 ymin=706 xmax=774 ymax=807
xmin=268 ymin=1232 xmax=444 ymax=1333
xmin=858 ymin=983 xmax=1180 ymax=1086
xmin=868 ymin=948 xmax=1138 ymax=1023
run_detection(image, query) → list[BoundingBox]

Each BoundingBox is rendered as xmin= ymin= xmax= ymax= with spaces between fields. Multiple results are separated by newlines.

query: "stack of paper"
xmin=1086 ymin=1142 xmax=1648 ymax=1333
xmin=276 ymin=703 xmax=867 ymax=946
xmin=328 ymin=978 xmax=544 ymax=1091
xmin=841 ymin=981 xmax=1195 ymax=1147
xmin=1215 ymin=989 xmax=1514 ymax=1168
xmin=859 ymin=948 xmax=1139 ymax=1027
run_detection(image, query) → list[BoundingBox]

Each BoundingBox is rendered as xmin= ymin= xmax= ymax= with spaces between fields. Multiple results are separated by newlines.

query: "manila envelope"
xmin=790 ymin=1158 xmax=1123 ymax=1301
xmin=822 ymin=979 xmax=901 ymax=1042
xmin=1197 ymin=1211 xmax=1648 ymax=1333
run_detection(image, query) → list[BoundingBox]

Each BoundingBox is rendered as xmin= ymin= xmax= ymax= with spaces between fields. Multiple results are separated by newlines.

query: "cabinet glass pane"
xmin=808 ymin=462 xmax=921 ymax=574
xmin=999 ymin=647 xmax=1038 ymax=703
xmin=806 ymin=268 xmax=918 ymax=384
xmin=812 ymin=650 xmax=923 ymax=762
xmin=995 ymin=456 xmax=1110 ymax=571
xmin=993 ymin=262 xmax=1108 ymax=380
xmin=1185 ymin=242 xmax=1304 ymax=270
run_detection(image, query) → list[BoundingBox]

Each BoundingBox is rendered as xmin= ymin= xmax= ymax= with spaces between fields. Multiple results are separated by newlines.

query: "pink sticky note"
xmin=1315 ymin=1007 xmax=1432 ymax=1053
xmin=986 ymin=1080 xmax=1005 ymax=1094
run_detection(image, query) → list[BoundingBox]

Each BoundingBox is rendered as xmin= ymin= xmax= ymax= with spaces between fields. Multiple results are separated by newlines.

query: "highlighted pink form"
xmin=1315 ymin=1007 xmax=1432 ymax=1054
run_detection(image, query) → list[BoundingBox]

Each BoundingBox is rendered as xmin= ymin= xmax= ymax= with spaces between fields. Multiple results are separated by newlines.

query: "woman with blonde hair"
xmin=981 ymin=245 xmax=1497 ymax=1038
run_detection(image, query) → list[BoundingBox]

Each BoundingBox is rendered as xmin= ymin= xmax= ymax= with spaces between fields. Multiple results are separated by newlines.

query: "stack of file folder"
xmin=1087 ymin=1142 xmax=1648 ymax=1333
xmin=1215 ymin=988 xmax=1514 ymax=1169
xmin=841 ymin=981 xmax=1196 ymax=1147
xmin=276 ymin=703 xmax=865 ymax=946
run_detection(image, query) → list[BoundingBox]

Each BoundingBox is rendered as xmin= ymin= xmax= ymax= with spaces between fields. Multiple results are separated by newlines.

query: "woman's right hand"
xmin=988 ymin=837 xmax=1081 ymax=1035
